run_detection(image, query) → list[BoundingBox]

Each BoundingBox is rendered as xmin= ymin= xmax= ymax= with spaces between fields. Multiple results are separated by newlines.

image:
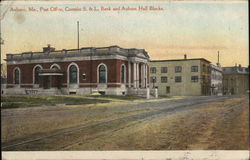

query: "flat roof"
xmin=150 ymin=58 xmax=211 ymax=63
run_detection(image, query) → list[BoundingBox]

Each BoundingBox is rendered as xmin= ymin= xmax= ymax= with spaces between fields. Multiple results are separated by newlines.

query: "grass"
xmin=1 ymin=95 xmax=110 ymax=109
xmin=87 ymin=94 xmax=143 ymax=100
xmin=1 ymin=94 xmax=143 ymax=109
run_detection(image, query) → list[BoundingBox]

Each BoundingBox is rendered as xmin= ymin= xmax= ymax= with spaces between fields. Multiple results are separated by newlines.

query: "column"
xmin=141 ymin=63 xmax=145 ymax=88
xmin=133 ymin=62 xmax=136 ymax=88
xmin=128 ymin=62 xmax=131 ymax=88
xmin=145 ymin=64 xmax=148 ymax=88
xmin=136 ymin=63 xmax=139 ymax=88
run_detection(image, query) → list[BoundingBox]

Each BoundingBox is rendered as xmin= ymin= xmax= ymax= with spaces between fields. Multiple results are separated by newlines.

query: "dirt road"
xmin=1 ymin=95 xmax=249 ymax=150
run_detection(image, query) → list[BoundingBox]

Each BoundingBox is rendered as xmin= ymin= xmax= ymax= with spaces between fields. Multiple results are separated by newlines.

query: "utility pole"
xmin=217 ymin=51 xmax=220 ymax=64
xmin=77 ymin=21 xmax=79 ymax=50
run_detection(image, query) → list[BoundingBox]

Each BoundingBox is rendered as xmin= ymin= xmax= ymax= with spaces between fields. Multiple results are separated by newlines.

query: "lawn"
xmin=1 ymin=95 xmax=110 ymax=109
xmin=1 ymin=94 xmax=143 ymax=109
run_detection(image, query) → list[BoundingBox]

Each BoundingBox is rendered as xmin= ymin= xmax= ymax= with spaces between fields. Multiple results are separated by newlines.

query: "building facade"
xmin=149 ymin=57 xmax=211 ymax=96
xmin=210 ymin=63 xmax=223 ymax=95
xmin=222 ymin=65 xmax=249 ymax=95
xmin=5 ymin=45 xmax=153 ymax=96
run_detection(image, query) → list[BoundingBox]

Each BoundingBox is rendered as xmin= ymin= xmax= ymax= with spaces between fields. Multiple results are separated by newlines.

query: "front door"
xmin=43 ymin=76 xmax=51 ymax=89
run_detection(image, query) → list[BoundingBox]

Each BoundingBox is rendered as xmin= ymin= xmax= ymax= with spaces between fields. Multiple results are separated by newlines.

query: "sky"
xmin=0 ymin=1 xmax=249 ymax=67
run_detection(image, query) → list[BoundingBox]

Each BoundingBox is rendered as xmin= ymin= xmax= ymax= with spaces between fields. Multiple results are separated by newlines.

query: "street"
xmin=1 ymin=95 xmax=249 ymax=150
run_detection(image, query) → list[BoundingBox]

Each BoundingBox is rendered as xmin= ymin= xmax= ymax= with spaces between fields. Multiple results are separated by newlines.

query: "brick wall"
xmin=7 ymin=59 xmax=129 ymax=86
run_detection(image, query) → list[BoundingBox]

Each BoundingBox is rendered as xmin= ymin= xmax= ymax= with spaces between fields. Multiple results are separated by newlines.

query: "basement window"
xmin=99 ymin=91 xmax=106 ymax=95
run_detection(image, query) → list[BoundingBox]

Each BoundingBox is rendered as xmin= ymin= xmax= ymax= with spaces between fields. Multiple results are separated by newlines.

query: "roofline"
xmin=6 ymin=45 xmax=148 ymax=55
xmin=150 ymin=58 xmax=211 ymax=63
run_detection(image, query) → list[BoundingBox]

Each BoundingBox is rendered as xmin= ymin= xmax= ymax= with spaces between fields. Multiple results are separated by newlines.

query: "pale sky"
xmin=1 ymin=1 xmax=249 ymax=67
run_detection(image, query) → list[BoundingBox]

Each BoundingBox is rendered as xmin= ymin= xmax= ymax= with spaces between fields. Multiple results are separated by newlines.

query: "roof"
xmin=150 ymin=58 xmax=211 ymax=63
xmin=222 ymin=66 xmax=249 ymax=74
xmin=5 ymin=45 xmax=150 ymax=62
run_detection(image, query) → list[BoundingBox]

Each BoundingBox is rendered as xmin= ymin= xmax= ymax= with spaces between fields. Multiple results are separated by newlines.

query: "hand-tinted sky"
xmin=1 ymin=1 xmax=248 ymax=67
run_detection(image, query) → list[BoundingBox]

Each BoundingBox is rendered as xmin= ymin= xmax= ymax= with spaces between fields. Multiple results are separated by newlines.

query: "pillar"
xmin=133 ymin=62 xmax=136 ymax=88
xmin=136 ymin=63 xmax=139 ymax=88
xmin=128 ymin=62 xmax=131 ymax=88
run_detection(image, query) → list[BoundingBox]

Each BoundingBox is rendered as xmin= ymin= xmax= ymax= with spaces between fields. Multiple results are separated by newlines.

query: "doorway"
xmin=43 ymin=76 xmax=51 ymax=89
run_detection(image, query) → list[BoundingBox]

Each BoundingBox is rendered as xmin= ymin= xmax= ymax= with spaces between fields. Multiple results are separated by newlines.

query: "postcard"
xmin=1 ymin=0 xmax=249 ymax=160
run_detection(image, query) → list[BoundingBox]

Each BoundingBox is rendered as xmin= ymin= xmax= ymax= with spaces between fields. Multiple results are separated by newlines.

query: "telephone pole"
xmin=77 ymin=21 xmax=79 ymax=50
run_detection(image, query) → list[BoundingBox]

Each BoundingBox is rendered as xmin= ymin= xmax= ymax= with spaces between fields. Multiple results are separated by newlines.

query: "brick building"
xmin=5 ymin=45 xmax=153 ymax=96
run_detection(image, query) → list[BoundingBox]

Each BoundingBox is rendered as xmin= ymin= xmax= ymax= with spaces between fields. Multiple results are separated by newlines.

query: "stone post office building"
xmin=5 ymin=45 xmax=154 ymax=96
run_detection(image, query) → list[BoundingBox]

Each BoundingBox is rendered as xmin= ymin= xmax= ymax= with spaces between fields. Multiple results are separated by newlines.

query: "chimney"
xmin=184 ymin=54 xmax=187 ymax=59
xmin=43 ymin=44 xmax=55 ymax=53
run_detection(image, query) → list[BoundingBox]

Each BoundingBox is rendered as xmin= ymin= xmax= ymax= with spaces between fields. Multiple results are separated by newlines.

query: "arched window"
xmin=69 ymin=65 xmax=78 ymax=84
xmin=52 ymin=65 xmax=59 ymax=70
xmin=121 ymin=65 xmax=126 ymax=83
xmin=51 ymin=64 xmax=60 ymax=70
xmin=98 ymin=64 xmax=107 ymax=83
xmin=34 ymin=66 xmax=41 ymax=84
xmin=14 ymin=68 xmax=20 ymax=84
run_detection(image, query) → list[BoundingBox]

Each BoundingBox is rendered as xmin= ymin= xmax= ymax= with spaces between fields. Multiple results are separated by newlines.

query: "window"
xmin=161 ymin=76 xmax=168 ymax=83
xmin=161 ymin=67 xmax=168 ymax=73
xmin=14 ymin=68 xmax=20 ymax=84
xmin=51 ymin=65 xmax=60 ymax=70
xmin=150 ymin=67 xmax=157 ymax=73
xmin=99 ymin=64 xmax=107 ymax=83
xmin=150 ymin=76 xmax=157 ymax=83
xmin=121 ymin=65 xmax=126 ymax=83
xmin=69 ymin=65 xmax=78 ymax=84
xmin=175 ymin=76 xmax=182 ymax=82
xmin=191 ymin=76 xmax=199 ymax=82
xmin=175 ymin=66 xmax=182 ymax=73
xmin=166 ymin=86 xmax=170 ymax=94
xmin=34 ymin=66 xmax=41 ymax=84
xmin=191 ymin=66 xmax=198 ymax=72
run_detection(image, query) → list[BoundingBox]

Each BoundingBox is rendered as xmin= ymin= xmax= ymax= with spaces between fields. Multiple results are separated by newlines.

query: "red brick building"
xmin=5 ymin=45 xmax=151 ymax=96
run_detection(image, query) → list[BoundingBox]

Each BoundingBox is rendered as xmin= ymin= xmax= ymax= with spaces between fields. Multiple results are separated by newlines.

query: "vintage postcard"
xmin=1 ymin=0 xmax=249 ymax=160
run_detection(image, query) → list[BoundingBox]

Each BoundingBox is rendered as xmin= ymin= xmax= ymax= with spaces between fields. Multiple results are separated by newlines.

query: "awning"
xmin=39 ymin=69 xmax=64 ymax=76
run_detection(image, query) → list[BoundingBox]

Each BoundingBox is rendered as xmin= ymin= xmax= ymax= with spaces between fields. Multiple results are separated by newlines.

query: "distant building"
xmin=210 ymin=55 xmax=223 ymax=96
xmin=1 ymin=63 xmax=7 ymax=94
xmin=222 ymin=65 xmax=249 ymax=95
xmin=149 ymin=56 xmax=211 ymax=96
xmin=5 ymin=45 xmax=157 ymax=97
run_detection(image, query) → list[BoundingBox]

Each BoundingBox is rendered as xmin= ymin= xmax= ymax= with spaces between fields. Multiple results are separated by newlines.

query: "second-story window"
xmin=191 ymin=66 xmax=198 ymax=72
xmin=175 ymin=76 xmax=182 ymax=82
xmin=175 ymin=66 xmax=182 ymax=73
xmin=161 ymin=76 xmax=168 ymax=83
xmin=150 ymin=67 xmax=157 ymax=73
xmin=191 ymin=76 xmax=199 ymax=82
xmin=161 ymin=67 xmax=168 ymax=73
